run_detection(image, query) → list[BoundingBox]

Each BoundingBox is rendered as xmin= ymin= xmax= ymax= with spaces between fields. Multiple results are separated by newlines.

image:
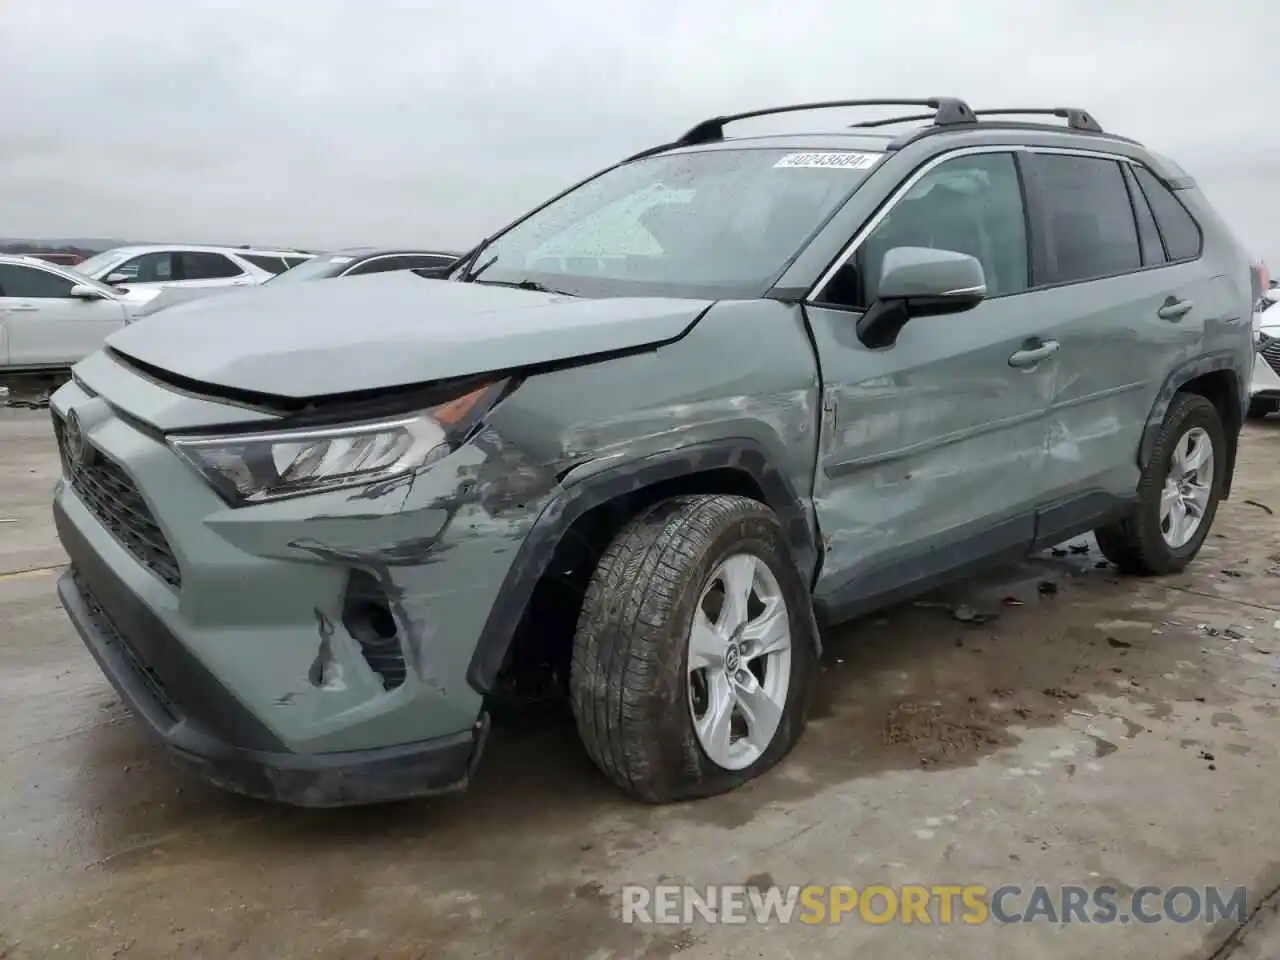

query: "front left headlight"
xmin=169 ymin=379 xmax=507 ymax=505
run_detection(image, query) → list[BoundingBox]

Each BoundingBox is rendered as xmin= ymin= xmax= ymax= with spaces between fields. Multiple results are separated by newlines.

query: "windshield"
xmin=461 ymin=147 xmax=881 ymax=299
xmin=72 ymin=248 xmax=132 ymax=279
xmin=265 ymin=253 xmax=350 ymax=284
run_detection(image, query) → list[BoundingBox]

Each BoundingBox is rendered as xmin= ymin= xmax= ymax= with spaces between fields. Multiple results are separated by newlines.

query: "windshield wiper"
xmin=474 ymin=277 xmax=577 ymax=296
xmin=453 ymin=236 xmax=493 ymax=282
xmin=456 ymin=248 xmax=576 ymax=296
xmin=469 ymin=253 xmax=498 ymax=282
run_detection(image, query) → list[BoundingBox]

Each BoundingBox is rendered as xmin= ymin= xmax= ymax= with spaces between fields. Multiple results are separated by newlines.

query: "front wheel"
xmin=1094 ymin=393 xmax=1226 ymax=575
xmin=569 ymin=494 xmax=818 ymax=803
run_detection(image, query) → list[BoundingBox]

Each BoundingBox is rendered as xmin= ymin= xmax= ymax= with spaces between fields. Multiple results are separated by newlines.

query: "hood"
xmin=105 ymin=272 xmax=712 ymax=399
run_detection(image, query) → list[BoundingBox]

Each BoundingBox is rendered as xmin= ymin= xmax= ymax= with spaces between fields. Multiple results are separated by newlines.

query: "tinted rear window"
xmin=1121 ymin=164 xmax=1166 ymax=266
xmin=180 ymin=252 xmax=244 ymax=280
xmin=1132 ymin=166 xmax=1202 ymax=261
xmin=1032 ymin=154 xmax=1141 ymax=283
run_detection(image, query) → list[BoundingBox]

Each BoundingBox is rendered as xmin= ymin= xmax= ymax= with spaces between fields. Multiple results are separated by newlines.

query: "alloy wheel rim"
xmin=687 ymin=552 xmax=793 ymax=771
xmin=1160 ymin=426 xmax=1214 ymax=549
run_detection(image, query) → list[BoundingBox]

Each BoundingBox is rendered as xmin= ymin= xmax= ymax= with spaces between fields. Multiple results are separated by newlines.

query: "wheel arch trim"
xmin=465 ymin=438 xmax=819 ymax=695
xmin=1138 ymin=350 xmax=1245 ymax=498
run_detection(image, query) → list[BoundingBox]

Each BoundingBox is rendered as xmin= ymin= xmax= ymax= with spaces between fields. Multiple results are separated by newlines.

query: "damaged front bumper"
xmin=49 ymin=370 xmax=544 ymax=806
xmin=54 ymin=508 xmax=489 ymax=806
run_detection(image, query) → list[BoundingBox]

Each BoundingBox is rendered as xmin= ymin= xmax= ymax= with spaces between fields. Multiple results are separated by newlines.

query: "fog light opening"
xmin=342 ymin=570 xmax=407 ymax=691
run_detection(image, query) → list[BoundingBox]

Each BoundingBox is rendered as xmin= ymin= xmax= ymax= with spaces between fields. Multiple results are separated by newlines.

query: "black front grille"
xmin=1262 ymin=337 xmax=1280 ymax=376
xmin=74 ymin=569 xmax=180 ymax=723
xmin=54 ymin=413 xmax=182 ymax=589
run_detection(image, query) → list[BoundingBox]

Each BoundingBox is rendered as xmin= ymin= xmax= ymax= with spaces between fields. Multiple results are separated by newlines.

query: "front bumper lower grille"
xmin=73 ymin=569 xmax=180 ymax=722
xmin=1260 ymin=335 xmax=1280 ymax=377
xmin=54 ymin=411 xmax=183 ymax=589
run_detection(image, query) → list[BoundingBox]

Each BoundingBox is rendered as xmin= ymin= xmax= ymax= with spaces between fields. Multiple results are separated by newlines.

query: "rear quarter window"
xmin=241 ymin=254 xmax=290 ymax=274
xmin=1120 ymin=164 xmax=1166 ymax=266
xmin=1131 ymin=166 xmax=1203 ymax=262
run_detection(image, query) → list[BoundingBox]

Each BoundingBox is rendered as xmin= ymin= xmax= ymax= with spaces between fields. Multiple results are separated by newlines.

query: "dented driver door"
xmin=801 ymin=148 xmax=1057 ymax=622
xmin=803 ymin=295 xmax=1055 ymax=622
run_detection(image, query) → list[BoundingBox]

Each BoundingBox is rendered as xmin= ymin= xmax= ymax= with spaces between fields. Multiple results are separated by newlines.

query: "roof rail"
xmin=850 ymin=113 xmax=936 ymax=129
xmin=853 ymin=106 xmax=1104 ymax=134
xmin=624 ymin=97 xmax=976 ymax=162
xmin=972 ymin=107 xmax=1103 ymax=133
xmin=892 ymin=122 xmax=1140 ymax=151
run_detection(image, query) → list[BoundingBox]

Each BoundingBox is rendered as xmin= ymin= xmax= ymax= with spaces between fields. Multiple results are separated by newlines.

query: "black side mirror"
xmin=856 ymin=246 xmax=987 ymax=349
xmin=412 ymin=264 xmax=455 ymax=280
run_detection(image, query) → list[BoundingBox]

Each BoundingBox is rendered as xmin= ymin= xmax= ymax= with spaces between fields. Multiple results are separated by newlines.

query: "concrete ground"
xmin=3 ymin=406 xmax=1280 ymax=959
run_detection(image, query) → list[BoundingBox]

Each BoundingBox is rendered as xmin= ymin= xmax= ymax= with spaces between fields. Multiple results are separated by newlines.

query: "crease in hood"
xmin=105 ymin=271 xmax=714 ymax=399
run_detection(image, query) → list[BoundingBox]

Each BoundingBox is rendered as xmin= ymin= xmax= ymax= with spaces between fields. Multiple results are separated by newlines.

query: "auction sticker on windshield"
xmin=774 ymin=151 xmax=882 ymax=170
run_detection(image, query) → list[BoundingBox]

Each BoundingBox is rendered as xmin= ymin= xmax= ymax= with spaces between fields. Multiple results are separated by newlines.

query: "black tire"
xmin=1247 ymin=398 xmax=1273 ymax=420
xmin=569 ymin=494 xmax=818 ymax=803
xmin=1094 ymin=393 xmax=1227 ymax=575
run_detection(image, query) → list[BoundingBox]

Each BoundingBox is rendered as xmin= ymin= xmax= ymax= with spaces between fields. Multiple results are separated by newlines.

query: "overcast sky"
xmin=1 ymin=1 xmax=1276 ymax=265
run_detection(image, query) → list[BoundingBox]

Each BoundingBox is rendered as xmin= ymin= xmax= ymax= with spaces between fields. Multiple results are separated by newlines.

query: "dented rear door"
xmin=1018 ymin=150 xmax=1207 ymax=515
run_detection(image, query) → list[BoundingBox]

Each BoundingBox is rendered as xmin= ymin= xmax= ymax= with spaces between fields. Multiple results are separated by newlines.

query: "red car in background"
xmin=29 ymin=252 xmax=85 ymax=266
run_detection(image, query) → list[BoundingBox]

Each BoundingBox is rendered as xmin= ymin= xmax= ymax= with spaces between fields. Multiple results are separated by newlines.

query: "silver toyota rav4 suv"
xmin=50 ymin=98 xmax=1259 ymax=807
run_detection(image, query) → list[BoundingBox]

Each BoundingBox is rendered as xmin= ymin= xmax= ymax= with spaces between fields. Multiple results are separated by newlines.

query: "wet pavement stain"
xmin=1120 ymin=717 xmax=1146 ymax=739
xmin=1091 ymin=736 xmax=1119 ymax=758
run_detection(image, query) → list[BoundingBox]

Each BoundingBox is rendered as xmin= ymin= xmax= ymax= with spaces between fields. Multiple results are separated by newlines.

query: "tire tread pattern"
xmin=1095 ymin=392 xmax=1225 ymax=576
xmin=570 ymin=494 xmax=814 ymax=802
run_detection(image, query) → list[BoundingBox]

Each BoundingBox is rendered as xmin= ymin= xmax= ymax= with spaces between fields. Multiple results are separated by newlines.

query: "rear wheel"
xmin=1094 ymin=393 xmax=1226 ymax=575
xmin=569 ymin=494 xmax=818 ymax=803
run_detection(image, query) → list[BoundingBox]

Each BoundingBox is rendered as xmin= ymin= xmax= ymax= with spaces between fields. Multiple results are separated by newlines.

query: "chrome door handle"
xmin=1158 ymin=297 xmax=1193 ymax=321
xmin=1009 ymin=339 xmax=1060 ymax=368
xmin=7 ymin=304 xmax=38 ymax=312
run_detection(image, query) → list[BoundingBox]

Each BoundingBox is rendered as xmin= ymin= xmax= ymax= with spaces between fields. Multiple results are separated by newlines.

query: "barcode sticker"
xmin=774 ymin=151 xmax=882 ymax=170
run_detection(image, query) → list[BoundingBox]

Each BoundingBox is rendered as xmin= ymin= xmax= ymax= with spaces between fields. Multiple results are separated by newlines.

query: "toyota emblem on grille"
xmin=63 ymin=410 xmax=87 ymax=466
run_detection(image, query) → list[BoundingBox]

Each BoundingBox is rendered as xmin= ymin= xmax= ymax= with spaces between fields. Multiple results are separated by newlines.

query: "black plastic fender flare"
xmin=465 ymin=438 xmax=819 ymax=695
xmin=1137 ymin=349 xmax=1245 ymax=498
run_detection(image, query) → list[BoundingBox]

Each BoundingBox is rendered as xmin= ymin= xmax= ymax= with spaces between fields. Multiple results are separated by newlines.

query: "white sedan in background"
xmin=0 ymin=254 xmax=145 ymax=380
